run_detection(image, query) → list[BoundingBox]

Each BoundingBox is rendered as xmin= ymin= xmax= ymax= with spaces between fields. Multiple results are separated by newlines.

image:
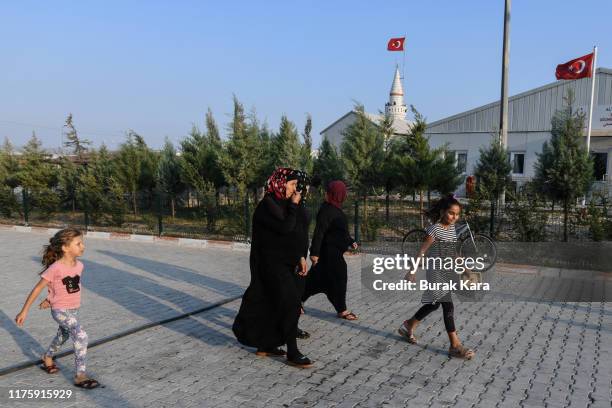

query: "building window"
xmin=456 ymin=152 xmax=467 ymax=174
xmin=591 ymin=153 xmax=608 ymax=181
xmin=509 ymin=152 xmax=525 ymax=175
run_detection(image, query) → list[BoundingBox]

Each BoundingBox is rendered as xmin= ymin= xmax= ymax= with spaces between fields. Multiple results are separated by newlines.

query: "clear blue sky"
xmin=2 ymin=0 xmax=611 ymax=150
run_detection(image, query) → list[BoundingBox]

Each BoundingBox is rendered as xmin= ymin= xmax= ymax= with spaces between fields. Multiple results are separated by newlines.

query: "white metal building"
xmin=425 ymin=68 xmax=612 ymax=196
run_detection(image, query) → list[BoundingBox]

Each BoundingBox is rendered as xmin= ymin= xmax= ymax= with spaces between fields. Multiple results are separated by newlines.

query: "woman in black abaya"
xmin=232 ymin=168 xmax=313 ymax=368
xmin=301 ymin=180 xmax=359 ymax=321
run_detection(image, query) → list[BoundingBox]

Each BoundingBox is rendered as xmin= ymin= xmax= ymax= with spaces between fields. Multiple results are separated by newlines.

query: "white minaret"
xmin=385 ymin=65 xmax=407 ymax=121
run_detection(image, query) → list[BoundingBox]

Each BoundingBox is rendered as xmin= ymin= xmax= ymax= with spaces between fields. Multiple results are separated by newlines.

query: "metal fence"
xmin=1 ymin=189 xmax=609 ymax=243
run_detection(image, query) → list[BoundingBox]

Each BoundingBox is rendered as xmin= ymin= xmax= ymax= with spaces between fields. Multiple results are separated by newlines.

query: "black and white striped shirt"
xmin=421 ymin=223 xmax=457 ymax=304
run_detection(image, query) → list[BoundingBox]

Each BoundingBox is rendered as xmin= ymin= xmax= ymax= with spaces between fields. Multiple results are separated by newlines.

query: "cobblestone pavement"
xmin=0 ymin=230 xmax=610 ymax=407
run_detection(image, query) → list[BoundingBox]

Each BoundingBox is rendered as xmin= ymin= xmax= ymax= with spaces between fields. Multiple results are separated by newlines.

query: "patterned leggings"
xmin=45 ymin=309 xmax=88 ymax=375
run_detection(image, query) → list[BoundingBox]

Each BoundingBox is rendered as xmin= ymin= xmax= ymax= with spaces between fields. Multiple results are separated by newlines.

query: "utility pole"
xmin=499 ymin=0 xmax=511 ymax=208
xmin=499 ymin=0 xmax=511 ymax=148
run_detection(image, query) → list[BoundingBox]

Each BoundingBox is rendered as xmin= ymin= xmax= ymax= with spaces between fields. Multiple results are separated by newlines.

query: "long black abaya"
xmin=232 ymin=195 xmax=309 ymax=350
xmin=302 ymin=202 xmax=354 ymax=313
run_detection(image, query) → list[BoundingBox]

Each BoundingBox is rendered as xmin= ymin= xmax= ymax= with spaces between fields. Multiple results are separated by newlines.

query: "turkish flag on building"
xmin=555 ymin=53 xmax=594 ymax=80
xmin=387 ymin=37 xmax=405 ymax=51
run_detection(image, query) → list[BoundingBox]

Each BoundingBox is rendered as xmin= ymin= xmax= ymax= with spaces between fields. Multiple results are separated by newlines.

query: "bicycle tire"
xmin=459 ymin=233 xmax=497 ymax=272
xmin=401 ymin=228 xmax=427 ymax=255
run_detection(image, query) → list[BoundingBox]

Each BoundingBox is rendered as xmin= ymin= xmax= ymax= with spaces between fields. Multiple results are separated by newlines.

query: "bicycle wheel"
xmin=459 ymin=233 xmax=497 ymax=272
xmin=401 ymin=229 xmax=427 ymax=256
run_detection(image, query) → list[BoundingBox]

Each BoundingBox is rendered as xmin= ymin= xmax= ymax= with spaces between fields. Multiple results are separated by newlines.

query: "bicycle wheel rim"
xmin=459 ymin=234 xmax=497 ymax=272
xmin=401 ymin=229 xmax=427 ymax=256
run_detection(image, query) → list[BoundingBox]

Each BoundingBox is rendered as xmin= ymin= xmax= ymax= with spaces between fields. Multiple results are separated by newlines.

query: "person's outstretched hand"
xmin=15 ymin=311 xmax=27 ymax=327
xmin=310 ymin=255 xmax=319 ymax=265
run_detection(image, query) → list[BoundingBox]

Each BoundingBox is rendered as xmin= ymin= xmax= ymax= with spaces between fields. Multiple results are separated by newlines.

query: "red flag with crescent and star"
xmin=387 ymin=37 xmax=405 ymax=51
xmin=555 ymin=53 xmax=594 ymax=80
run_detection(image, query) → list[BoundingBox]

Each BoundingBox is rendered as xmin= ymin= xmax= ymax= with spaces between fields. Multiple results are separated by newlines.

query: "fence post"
xmin=84 ymin=206 xmax=90 ymax=231
xmin=157 ymin=189 xmax=164 ymax=237
xmin=489 ymin=198 xmax=496 ymax=237
xmin=22 ymin=189 xmax=29 ymax=226
xmin=354 ymin=200 xmax=360 ymax=243
xmin=244 ymin=195 xmax=251 ymax=238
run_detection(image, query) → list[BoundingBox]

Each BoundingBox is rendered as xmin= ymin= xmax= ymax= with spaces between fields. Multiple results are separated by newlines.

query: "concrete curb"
xmin=0 ymin=224 xmax=249 ymax=252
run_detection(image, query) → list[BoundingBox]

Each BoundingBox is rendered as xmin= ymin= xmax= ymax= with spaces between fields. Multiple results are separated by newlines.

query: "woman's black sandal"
xmin=296 ymin=328 xmax=310 ymax=339
xmin=287 ymin=354 xmax=314 ymax=368
xmin=255 ymin=347 xmax=286 ymax=357
xmin=74 ymin=379 xmax=100 ymax=389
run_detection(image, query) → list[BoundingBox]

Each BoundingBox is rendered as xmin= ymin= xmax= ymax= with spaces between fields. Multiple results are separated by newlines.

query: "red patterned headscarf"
xmin=265 ymin=167 xmax=298 ymax=200
xmin=326 ymin=180 xmax=347 ymax=209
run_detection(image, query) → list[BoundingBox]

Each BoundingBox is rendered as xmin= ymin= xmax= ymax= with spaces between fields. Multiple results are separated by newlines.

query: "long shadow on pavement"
xmin=0 ymin=309 xmax=46 ymax=363
xmin=82 ymin=259 xmax=238 ymax=345
xmin=96 ymin=249 xmax=246 ymax=298
xmin=302 ymin=299 xmax=450 ymax=357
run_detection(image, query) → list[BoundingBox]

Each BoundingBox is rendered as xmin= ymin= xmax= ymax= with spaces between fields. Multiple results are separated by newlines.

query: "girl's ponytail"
xmin=41 ymin=228 xmax=83 ymax=273
xmin=424 ymin=194 xmax=462 ymax=223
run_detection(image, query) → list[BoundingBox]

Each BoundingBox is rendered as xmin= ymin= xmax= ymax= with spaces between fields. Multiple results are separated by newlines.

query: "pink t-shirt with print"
xmin=41 ymin=260 xmax=83 ymax=310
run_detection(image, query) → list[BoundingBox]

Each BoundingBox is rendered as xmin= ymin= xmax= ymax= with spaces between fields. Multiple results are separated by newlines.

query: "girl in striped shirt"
xmin=398 ymin=195 xmax=475 ymax=359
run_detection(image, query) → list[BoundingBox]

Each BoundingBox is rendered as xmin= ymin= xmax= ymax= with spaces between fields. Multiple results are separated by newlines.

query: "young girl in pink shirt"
xmin=15 ymin=228 xmax=99 ymax=389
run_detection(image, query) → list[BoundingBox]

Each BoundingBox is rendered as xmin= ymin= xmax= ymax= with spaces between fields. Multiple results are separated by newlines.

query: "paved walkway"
xmin=0 ymin=230 xmax=610 ymax=407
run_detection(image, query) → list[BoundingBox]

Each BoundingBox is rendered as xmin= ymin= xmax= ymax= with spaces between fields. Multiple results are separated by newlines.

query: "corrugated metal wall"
xmin=426 ymin=69 xmax=612 ymax=134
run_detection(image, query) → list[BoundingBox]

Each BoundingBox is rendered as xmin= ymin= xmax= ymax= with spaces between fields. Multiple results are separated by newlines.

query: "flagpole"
xmin=586 ymin=45 xmax=598 ymax=153
xmin=402 ymin=33 xmax=406 ymax=82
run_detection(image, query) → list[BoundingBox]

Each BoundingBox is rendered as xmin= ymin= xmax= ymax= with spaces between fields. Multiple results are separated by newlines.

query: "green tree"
xmin=270 ymin=115 xmax=302 ymax=169
xmin=533 ymin=90 xmax=593 ymax=241
xmin=431 ymin=147 xmax=463 ymax=196
xmin=114 ymin=132 xmax=143 ymax=215
xmin=395 ymin=107 xmax=438 ymax=227
xmin=0 ymin=138 xmax=20 ymax=217
xmin=219 ymin=96 xmax=261 ymax=197
xmin=256 ymin=122 xmax=276 ymax=188
xmin=57 ymin=158 xmax=80 ymax=212
xmin=78 ymin=147 xmax=126 ymax=226
xmin=204 ymin=108 xmax=226 ymax=194
xmin=17 ymin=132 xmax=59 ymax=219
xmin=506 ymin=182 xmax=549 ymax=241
xmin=313 ymin=137 xmax=344 ymax=189
xmin=63 ymin=113 xmax=91 ymax=158
xmin=378 ymin=113 xmax=401 ymax=223
xmin=474 ymin=137 xmax=512 ymax=237
xmin=205 ymin=107 xmax=222 ymax=149
xmin=341 ymin=104 xmax=385 ymax=239
xmin=299 ymin=114 xmax=314 ymax=174
xmin=218 ymin=96 xmax=262 ymax=235
xmin=157 ymin=138 xmax=185 ymax=219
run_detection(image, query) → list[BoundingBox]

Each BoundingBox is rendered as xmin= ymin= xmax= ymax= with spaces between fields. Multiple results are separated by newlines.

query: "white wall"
xmin=320 ymin=113 xmax=357 ymax=151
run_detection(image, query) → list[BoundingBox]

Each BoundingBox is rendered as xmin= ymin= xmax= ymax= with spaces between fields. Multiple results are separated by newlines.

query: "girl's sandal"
xmin=449 ymin=345 xmax=475 ymax=360
xmin=398 ymin=323 xmax=417 ymax=344
xmin=338 ymin=311 xmax=358 ymax=320
xmin=40 ymin=363 xmax=59 ymax=374
xmin=74 ymin=379 xmax=100 ymax=389
xmin=40 ymin=356 xmax=59 ymax=374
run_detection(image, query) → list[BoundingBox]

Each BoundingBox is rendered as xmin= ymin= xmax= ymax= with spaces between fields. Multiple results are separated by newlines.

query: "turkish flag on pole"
xmin=555 ymin=53 xmax=594 ymax=80
xmin=387 ymin=37 xmax=405 ymax=51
